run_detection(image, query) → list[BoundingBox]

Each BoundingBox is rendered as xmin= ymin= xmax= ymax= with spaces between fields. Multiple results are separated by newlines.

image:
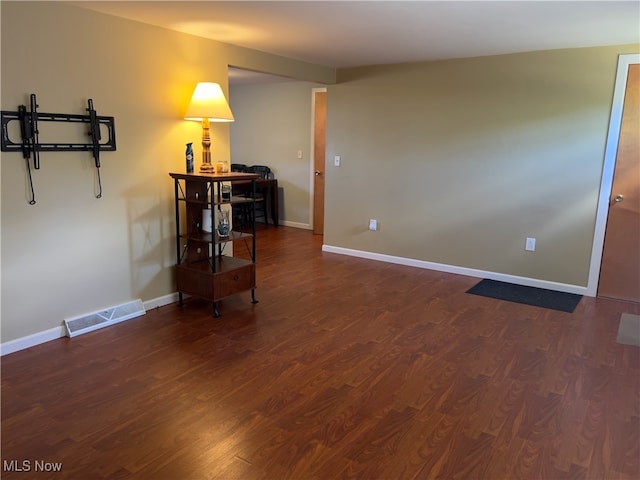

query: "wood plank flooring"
xmin=2 ymin=225 xmax=639 ymax=479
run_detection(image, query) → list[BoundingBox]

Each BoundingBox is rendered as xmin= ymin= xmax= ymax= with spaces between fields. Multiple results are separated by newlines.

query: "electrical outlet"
xmin=369 ymin=219 xmax=378 ymax=231
xmin=525 ymin=237 xmax=536 ymax=251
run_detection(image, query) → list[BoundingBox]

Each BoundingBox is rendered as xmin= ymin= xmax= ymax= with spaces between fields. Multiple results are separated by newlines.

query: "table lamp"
xmin=184 ymin=82 xmax=234 ymax=173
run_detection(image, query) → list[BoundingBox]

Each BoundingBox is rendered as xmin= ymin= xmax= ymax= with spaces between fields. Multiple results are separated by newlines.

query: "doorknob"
xmin=315 ymin=170 xmax=322 ymax=176
xmin=614 ymin=194 xmax=624 ymax=203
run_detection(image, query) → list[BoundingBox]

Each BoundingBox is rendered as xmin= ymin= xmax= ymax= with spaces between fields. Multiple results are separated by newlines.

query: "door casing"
xmin=597 ymin=63 xmax=639 ymax=301
xmin=587 ymin=53 xmax=640 ymax=297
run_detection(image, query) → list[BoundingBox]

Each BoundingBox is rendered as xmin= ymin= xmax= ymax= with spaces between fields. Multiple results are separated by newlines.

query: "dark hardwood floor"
xmin=2 ymin=225 xmax=639 ymax=479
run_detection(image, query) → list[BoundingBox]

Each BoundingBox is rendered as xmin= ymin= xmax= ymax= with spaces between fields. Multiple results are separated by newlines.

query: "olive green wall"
xmin=324 ymin=45 xmax=638 ymax=287
xmin=0 ymin=1 xmax=333 ymax=345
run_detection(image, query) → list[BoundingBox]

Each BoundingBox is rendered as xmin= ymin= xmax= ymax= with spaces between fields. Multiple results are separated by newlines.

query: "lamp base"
xmin=199 ymin=163 xmax=215 ymax=174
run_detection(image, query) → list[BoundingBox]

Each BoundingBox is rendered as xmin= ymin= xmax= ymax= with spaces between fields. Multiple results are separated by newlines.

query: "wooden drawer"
xmin=213 ymin=264 xmax=255 ymax=300
xmin=176 ymin=261 xmax=255 ymax=302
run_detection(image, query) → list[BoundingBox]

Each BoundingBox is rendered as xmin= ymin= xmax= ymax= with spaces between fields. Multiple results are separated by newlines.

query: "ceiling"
xmin=72 ymin=1 xmax=639 ymax=83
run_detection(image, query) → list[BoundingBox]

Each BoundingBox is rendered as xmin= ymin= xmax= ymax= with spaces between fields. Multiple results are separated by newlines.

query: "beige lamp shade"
xmin=184 ymin=82 xmax=234 ymax=122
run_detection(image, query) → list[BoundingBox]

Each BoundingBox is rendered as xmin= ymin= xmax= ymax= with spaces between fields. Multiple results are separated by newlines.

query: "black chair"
xmin=245 ymin=165 xmax=274 ymax=224
xmin=231 ymin=164 xmax=271 ymax=227
xmin=230 ymin=163 xmax=247 ymax=172
xmin=247 ymin=165 xmax=273 ymax=179
xmin=230 ymin=164 xmax=249 ymax=226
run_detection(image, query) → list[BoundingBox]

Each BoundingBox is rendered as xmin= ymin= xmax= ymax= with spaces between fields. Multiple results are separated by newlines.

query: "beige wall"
xmin=325 ymin=45 xmax=638 ymax=286
xmin=0 ymin=1 xmax=333 ymax=343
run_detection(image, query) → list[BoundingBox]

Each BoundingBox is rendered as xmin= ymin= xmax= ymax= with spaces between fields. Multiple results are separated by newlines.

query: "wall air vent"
xmin=64 ymin=299 xmax=145 ymax=338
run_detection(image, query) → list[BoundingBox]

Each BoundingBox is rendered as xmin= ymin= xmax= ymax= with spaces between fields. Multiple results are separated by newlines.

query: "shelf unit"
xmin=169 ymin=172 xmax=260 ymax=317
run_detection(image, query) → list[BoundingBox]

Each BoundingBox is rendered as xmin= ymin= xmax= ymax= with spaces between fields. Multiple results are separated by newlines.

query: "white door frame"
xmin=586 ymin=53 xmax=640 ymax=297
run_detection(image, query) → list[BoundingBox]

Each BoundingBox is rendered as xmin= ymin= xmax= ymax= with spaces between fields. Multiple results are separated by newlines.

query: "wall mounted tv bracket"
xmin=1 ymin=94 xmax=116 ymax=204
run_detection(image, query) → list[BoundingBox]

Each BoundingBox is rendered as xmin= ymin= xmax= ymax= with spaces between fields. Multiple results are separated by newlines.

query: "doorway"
xmin=598 ymin=63 xmax=639 ymax=302
xmin=588 ymin=54 xmax=640 ymax=300
xmin=312 ymin=88 xmax=327 ymax=235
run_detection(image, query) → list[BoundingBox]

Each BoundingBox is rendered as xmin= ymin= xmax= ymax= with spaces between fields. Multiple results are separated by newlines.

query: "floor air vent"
xmin=64 ymin=299 xmax=146 ymax=338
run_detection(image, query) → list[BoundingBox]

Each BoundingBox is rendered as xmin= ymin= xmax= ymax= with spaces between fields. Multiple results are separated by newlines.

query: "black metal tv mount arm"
xmin=1 ymin=94 xmax=116 ymax=204
xmin=17 ymin=100 xmax=38 ymax=204
xmin=86 ymin=98 xmax=103 ymax=198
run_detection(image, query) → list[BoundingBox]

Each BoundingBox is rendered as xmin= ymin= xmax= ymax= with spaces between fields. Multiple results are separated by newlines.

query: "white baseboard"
xmin=322 ymin=244 xmax=588 ymax=296
xmin=143 ymin=293 xmax=181 ymax=311
xmin=0 ymin=326 xmax=67 ymax=357
xmin=1 ymin=293 xmax=180 ymax=356
xmin=281 ymin=220 xmax=312 ymax=230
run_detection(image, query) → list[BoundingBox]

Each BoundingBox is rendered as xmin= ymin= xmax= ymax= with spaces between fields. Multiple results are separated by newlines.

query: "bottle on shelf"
xmin=185 ymin=143 xmax=194 ymax=173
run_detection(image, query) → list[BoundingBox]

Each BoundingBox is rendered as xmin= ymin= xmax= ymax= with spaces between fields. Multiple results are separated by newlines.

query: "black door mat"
xmin=466 ymin=279 xmax=582 ymax=313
